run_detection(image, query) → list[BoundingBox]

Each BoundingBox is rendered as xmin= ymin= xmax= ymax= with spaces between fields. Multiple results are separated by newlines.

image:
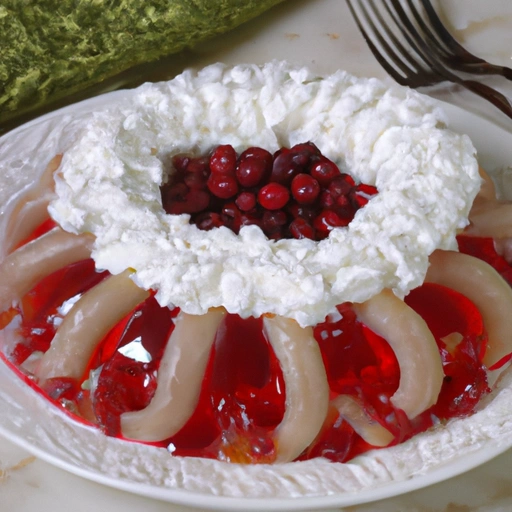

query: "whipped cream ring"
xmin=49 ymin=62 xmax=480 ymax=326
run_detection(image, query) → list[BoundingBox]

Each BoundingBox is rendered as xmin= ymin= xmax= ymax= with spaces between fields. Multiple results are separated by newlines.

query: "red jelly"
xmin=1 ymin=162 xmax=507 ymax=465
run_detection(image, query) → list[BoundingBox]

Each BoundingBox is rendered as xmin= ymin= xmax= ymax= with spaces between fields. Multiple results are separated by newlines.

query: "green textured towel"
xmin=0 ymin=0 xmax=285 ymax=118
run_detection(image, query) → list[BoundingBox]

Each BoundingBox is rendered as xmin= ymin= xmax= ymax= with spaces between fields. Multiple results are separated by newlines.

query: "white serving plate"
xmin=2 ymin=1 xmax=512 ymax=511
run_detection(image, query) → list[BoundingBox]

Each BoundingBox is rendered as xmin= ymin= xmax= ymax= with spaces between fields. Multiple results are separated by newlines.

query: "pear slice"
xmin=427 ymin=250 xmax=512 ymax=369
xmin=4 ymin=154 xmax=61 ymax=254
xmin=36 ymin=269 xmax=149 ymax=381
xmin=121 ymin=308 xmax=226 ymax=442
xmin=263 ymin=315 xmax=329 ymax=463
xmin=0 ymin=227 xmax=94 ymax=312
xmin=353 ymin=290 xmax=443 ymax=419
xmin=331 ymin=395 xmax=394 ymax=447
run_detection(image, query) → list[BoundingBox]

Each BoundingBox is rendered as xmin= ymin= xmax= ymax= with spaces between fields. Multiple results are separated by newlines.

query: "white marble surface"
xmin=2 ymin=0 xmax=512 ymax=510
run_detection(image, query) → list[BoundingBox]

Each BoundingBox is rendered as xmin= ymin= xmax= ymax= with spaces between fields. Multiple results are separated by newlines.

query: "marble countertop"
xmin=2 ymin=1 xmax=512 ymax=510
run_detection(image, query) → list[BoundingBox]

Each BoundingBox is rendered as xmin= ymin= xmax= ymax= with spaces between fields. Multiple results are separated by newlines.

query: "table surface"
xmin=2 ymin=1 xmax=512 ymax=510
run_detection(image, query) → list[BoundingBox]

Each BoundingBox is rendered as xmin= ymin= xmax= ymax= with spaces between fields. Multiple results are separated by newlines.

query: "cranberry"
xmin=209 ymin=145 xmax=237 ymax=175
xmin=162 ymin=182 xmax=188 ymax=203
xmin=161 ymin=142 xmax=377 ymax=239
xmin=289 ymin=218 xmax=315 ymax=240
xmin=290 ymin=141 xmax=321 ymax=156
xmin=207 ymin=174 xmax=239 ymax=199
xmin=258 ymin=183 xmax=290 ymax=210
xmin=236 ymin=158 xmax=267 ymax=187
xmin=239 ymin=147 xmax=273 ymax=169
xmin=288 ymin=203 xmax=316 ymax=222
xmin=319 ymin=190 xmax=335 ymax=209
xmin=310 ymin=157 xmax=340 ymax=185
xmin=235 ymin=192 xmax=257 ymax=212
xmin=270 ymin=151 xmax=302 ymax=184
xmin=350 ymin=184 xmax=377 ymax=209
xmin=184 ymin=172 xmax=207 ymax=190
xmin=240 ymin=211 xmax=262 ymax=228
xmin=172 ymin=154 xmax=191 ymax=173
xmin=196 ymin=212 xmax=223 ymax=231
xmin=221 ymin=203 xmax=242 ymax=228
xmin=291 ymin=173 xmax=320 ymax=204
xmin=314 ymin=209 xmax=349 ymax=235
xmin=328 ymin=175 xmax=354 ymax=198
xmin=187 ymin=156 xmax=210 ymax=175
xmin=262 ymin=210 xmax=287 ymax=234
xmin=166 ymin=189 xmax=210 ymax=215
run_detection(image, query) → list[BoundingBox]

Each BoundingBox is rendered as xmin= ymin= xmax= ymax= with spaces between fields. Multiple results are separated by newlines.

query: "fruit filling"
xmin=2 ymin=143 xmax=511 ymax=465
xmin=160 ymin=142 xmax=377 ymax=241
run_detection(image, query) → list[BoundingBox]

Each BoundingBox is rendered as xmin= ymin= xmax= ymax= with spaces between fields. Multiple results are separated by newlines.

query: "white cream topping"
xmin=48 ymin=62 xmax=480 ymax=326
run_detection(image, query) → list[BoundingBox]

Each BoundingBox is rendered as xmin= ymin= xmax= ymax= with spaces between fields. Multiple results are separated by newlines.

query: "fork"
xmin=417 ymin=0 xmax=512 ymax=80
xmin=347 ymin=0 xmax=512 ymax=119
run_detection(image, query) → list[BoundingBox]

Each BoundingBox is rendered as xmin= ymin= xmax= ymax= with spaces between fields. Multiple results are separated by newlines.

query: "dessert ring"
xmin=1 ymin=62 xmax=512 ymax=498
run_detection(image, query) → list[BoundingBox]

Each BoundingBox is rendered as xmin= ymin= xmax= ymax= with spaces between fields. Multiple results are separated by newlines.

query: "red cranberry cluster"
xmin=160 ymin=142 xmax=377 ymax=241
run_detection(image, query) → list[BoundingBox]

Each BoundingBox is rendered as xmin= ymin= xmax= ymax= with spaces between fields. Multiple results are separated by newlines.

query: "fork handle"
xmin=448 ymin=60 xmax=512 ymax=81
xmin=456 ymin=78 xmax=512 ymax=119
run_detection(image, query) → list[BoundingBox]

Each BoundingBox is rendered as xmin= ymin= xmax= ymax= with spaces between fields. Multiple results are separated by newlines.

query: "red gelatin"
xmin=4 ymin=163 xmax=503 ymax=467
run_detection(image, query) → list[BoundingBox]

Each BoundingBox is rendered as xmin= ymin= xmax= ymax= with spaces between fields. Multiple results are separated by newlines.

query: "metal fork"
xmin=347 ymin=0 xmax=512 ymax=119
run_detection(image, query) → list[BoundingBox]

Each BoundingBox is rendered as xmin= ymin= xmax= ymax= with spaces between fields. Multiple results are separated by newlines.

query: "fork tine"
xmin=418 ymin=0 xmax=486 ymax=65
xmin=403 ymin=0 xmax=453 ymax=61
xmin=348 ymin=0 xmax=512 ymax=119
xmin=347 ymin=0 xmax=435 ymax=87
xmin=417 ymin=0 xmax=512 ymax=79
xmin=386 ymin=0 xmax=512 ymax=118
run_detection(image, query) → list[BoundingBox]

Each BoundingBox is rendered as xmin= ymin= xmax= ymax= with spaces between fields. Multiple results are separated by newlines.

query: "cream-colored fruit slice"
xmin=427 ymin=250 xmax=512 ymax=369
xmin=353 ymin=289 xmax=444 ymax=419
xmin=0 ymin=227 xmax=94 ymax=312
xmin=263 ymin=315 xmax=330 ymax=463
xmin=36 ymin=269 xmax=150 ymax=381
xmin=121 ymin=308 xmax=226 ymax=442
xmin=331 ymin=395 xmax=394 ymax=447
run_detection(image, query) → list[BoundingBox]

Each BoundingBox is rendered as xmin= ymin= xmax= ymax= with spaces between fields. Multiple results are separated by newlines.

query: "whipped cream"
xmin=49 ymin=62 xmax=480 ymax=326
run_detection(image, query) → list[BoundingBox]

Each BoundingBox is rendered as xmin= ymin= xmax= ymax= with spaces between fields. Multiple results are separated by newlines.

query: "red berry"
xmin=184 ymin=172 xmax=207 ymax=190
xmin=289 ymin=218 xmax=315 ymax=240
xmin=235 ymin=191 xmax=257 ymax=212
xmin=271 ymin=151 xmax=302 ymax=185
xmin=291 ymin=173 xmax=320 ymax=204
xmin=195 ymin=212 xmax=223 ymax=231
xmin=161 ymin=182 xmax=188 ymax=206
xmin=290 ymin=141 xmax=320 ymax=156
xmin=310 ymin=157 xmax=340 ymax=185
xmin=314 ymin=209 xmax=350 ymax=234
xmin=210 ymin=145 xmax=237 ymax=175
xmin=166 ymin=189 xmax=210 ymax=215
xmin=221 ymin=203 xmax=242 ymax=232
xmin=207 ymin=174 xmax=239 ymax=199
xmin=350 ymin=184 xmax=378 ymax=209
xmin=236 ymin=157 xmax=266 ymax=187
xmin=328 ymin=175 xmax=354 ymax=198
xmin=287 ymin=203 xmax=316 ymax=222
xmin=258 ymin=183 xmax=290 ymax=210
xmin=239 ymin=147 xmax=273 ymax=167
xmin=262 ymin=210 xmax=287 ymax=234
xmin=319 ymin=190 xmax=335 ymax=209
xmin=172 ymin=154 xmax=191 ymax=173
xmin=187 ymin=156 xmax=210 ymax=175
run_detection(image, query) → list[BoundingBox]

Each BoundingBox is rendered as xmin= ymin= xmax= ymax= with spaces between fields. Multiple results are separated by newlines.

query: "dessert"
xmin=1 ymin=62 xmax=512 ymax=498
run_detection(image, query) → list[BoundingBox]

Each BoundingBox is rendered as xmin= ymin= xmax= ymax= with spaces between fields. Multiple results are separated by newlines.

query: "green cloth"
xmin=0 ymin=0 xmax=285 ymax=118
